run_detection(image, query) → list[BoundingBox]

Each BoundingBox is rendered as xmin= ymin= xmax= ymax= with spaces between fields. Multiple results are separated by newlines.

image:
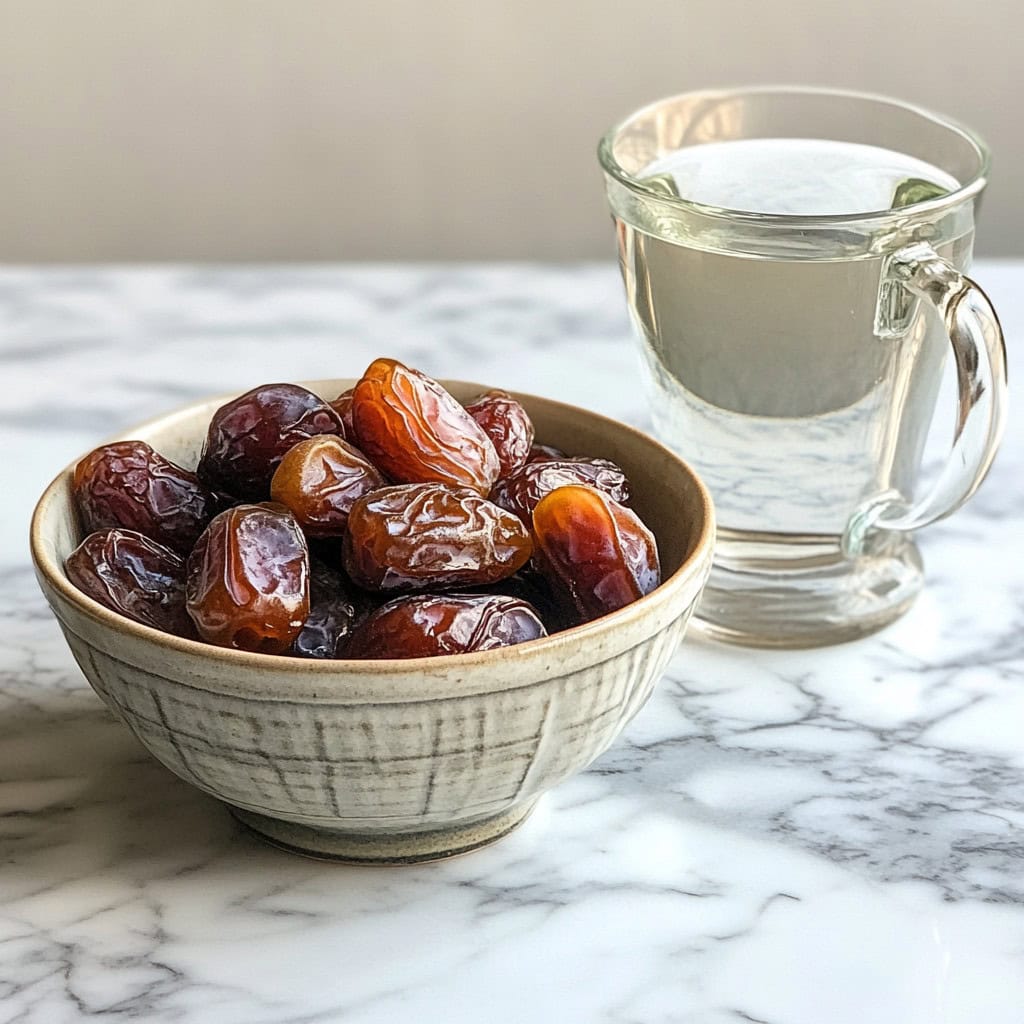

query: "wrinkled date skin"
xmin=329 ymin=388 xmax=357 ymax=440
xmin=73 ymin=440 xmax=220 ymax=554
xmin=532 ymin=485 xmax=660 ymax=622
xmin=292 ymin=562 xmax=367 ymax=659
xmin=346 ymin=593 xmax=547 ymax=659
xmin=464 ymin=389 xmax=535 ymax=477
xmin=343 ymin=482 xmax=532 ymax=592
xmin=527 ymin=443 xmax=567 ymax=464
xmin=352 ymin=358 xmax=500 ymax=494
xmin=65 ymin=529 xmax=194 ymax=636
xmin=197 ymin=384 xmax=345 ymax=501
xmin=490 ymin=458 xmax=632 ymax=524
xmin=186 ymin=503 xmax=310 ymax=653
xmin=478 ymin=568 xmax=576 ymax=635
xmin=270 ymin=434 xmax=385 ymax=537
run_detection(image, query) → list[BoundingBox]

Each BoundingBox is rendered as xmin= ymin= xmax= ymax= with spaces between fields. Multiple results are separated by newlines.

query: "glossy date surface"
xmin=270 ymin=434 xmax=385 ymax=537
xmin=60 ymin=362 xmax=665 ymax=656
xmin=185 ymin=503 xmax=310 ymax=653
xmin=343 ymin=482 xmax=532 ymax=592
xmin=532 ymin=485 xmax=660 ymax=622
xmin=345 ymin=593 xmax=547 ymax=659
xmin=352 ymin=358 xmax=500 ymax=494
xmin=464 ymin=389 xmax=535 ymax=477
xmin=329 ymin=388 xmax=357 ymax=440
xmin=478 ymin=568 xmax=576 ymax=635
xmin=197 ymin=383 xmax=345 ymax=501
xmin=527 ymin=443 xmax=567 ymax=464
xmin=490 ymin=458 xmax=632 ymax=524
xmin=73 ymin=440 xmax=220 ymax=554
xmin=292 ymin=562 xmax=366 ymax=659
xmin=65 ymin=528 xmax=194 ymax=636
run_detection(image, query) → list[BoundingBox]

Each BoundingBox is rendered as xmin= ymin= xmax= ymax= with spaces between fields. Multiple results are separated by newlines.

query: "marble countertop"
xmin=3 ymin=263 xmax=1022 ymax=1023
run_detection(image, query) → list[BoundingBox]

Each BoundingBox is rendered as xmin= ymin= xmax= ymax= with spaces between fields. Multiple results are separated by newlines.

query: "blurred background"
xmin=1 ymin=0 xmax=1020 ymax=261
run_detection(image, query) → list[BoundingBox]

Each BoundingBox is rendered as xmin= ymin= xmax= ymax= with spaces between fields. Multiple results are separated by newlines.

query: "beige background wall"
xmin=1 ymin=0 xmax=1020 ymax=261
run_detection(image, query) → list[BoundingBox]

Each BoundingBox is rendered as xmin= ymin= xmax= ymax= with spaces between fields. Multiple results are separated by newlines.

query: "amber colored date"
xmin=345 ymin=593 xmax=547 ymax=659
xmin=292 ymin=562 xmax=367 ymax=659
xmin=352 ymin=358 xmax=500 ymax=494
xmin=270 ymin=434 xmax=385 ymax=537
xmin=330 ymin=388 xmax=357 ymax=440
xmin=532 ymin=485 xmax=660 ymax=622
xmin=186 ymin=503 xmax=310 ymax=653
xmin=490 ymin=458 xmax=631 ymax=524
xmin=73 ymin=440 xmax=220 ymax=554
xmin=343 ymin=482 xmax=532 ymax=592
xmin=464 ymin=389 xmax=535 ymax=477
xmin=65 ymin=529 xmax=194 ymax=636
xmin=197 ymin=383 xmax=345 ymax=501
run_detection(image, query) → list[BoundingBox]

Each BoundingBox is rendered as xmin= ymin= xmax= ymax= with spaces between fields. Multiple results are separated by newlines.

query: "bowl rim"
xmin=30 ymin=380 xmax=715 ymax=681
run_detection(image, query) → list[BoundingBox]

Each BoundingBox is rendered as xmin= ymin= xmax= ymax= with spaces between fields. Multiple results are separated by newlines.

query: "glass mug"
xmin=599 ymin=87 xmax=1008 ymax=647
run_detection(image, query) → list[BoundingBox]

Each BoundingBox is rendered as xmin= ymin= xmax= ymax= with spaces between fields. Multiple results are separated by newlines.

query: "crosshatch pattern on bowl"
xmin=61 ymin=615 xmax=690 ymax=829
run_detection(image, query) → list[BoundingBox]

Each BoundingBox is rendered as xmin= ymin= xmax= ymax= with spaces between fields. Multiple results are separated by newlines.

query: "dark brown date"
xmin=65 ymin=529 xmax=194 ymax=636
xmin=464 ymin=389 xmax=535 ymax=477
xmin=330 ymin=388 xmax=357 ymax=440
xmin=476 ymin=568 xmax=577 ymax=635
xmin=73 ymin=440 xmax=220 ymax=554
xmin=343 ymin=482 xmax=532 ymax=592
xmin=490 ymin=458 xmax=631 ymax=524
xmin=352 ymin=358 xmax=500 ymax=494
xmin=186 ymin=503 xmax=310 ymax=653
xmin=527 ymin=443 xmax=567 ymax=464
xmin=269 ymin=434 xmax=385 ymax=537
xmin=197 ymin=383 xmax=345 ymax=501
xmin=345 ymin=593 xmax=547 ymax=659
xmin=292 ymin=562 xmax=366 ymax=659
xmin=532 ymin=485 xmax=660 ymax=622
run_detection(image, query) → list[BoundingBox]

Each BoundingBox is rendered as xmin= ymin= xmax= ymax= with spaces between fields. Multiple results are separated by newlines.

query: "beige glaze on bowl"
xmin=31 ymin=380 xmax=715 ymax=863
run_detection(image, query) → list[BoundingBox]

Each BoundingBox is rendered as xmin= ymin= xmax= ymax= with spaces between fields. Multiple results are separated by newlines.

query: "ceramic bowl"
xmin=30 ymin=380 xmax=715 ymax=864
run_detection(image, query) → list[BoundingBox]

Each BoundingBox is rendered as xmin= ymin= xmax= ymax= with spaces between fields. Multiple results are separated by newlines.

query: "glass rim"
xmin=597 ymin=85 xmax=991 ymax=227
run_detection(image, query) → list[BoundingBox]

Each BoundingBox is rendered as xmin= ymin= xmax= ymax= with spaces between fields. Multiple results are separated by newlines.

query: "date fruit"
xmin=345 ymin=593 xmax=547 ymax=659
xmin=73 ymin=440 xmax=220 ymax=554
xmin=344 ymin=482 xmax=532 ymax=592
xmin=59 ymin=360 xmax=662 ymax=658
xmin=532 ymin=485 xmax=660 ymax=622
xmin=527 ymin=443 xmax=567 ymax=464
xmin=464 ymin=389 xmax=535 ymax=477
xmin=352 ymin=358 xmax=500 ymax=493
xmin=479 ymin=568 xmax=576 ymax=635
xmin=186 ymin=503 xmax=310 ymax=653
xmin=197 ymin=383 xmax=345 ymax=501
xmin=490 ymin=458 xmax=631 ymax=524
xmin=330 ymin=388 xmax=357 ymax=439
xmin=270 ymin=434 xmax=385 ymax=537
xmin=65 ymin=529 xmax=194 ymax=636
xmin=292 ymin=562 xmax=366 ymax=659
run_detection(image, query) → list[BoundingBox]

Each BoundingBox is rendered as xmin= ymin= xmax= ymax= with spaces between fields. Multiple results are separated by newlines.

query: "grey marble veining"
xmin=2 ymin=263 xmax=1023 ymax=1023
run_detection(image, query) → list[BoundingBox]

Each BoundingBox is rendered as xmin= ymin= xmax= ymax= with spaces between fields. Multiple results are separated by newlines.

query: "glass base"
xmin=692 ymin=529 xmax=924 ymax=648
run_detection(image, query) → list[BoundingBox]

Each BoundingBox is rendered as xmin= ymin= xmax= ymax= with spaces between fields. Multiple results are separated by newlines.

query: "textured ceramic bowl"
xmin=31 ymin=380 xmax=715 ymax=863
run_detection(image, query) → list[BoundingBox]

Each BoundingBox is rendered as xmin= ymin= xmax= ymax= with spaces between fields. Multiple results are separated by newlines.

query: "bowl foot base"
xmin=229 ymin=800 xmax=539 ymax=864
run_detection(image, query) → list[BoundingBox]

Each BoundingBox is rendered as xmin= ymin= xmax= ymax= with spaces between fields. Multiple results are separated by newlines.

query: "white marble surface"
xmin=2 ymin=263 xmax=1023 ymax=1023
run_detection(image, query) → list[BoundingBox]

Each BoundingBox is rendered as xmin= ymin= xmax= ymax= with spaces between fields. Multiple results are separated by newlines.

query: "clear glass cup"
xmin=598 ymin=87 xmax=1008 ymax=647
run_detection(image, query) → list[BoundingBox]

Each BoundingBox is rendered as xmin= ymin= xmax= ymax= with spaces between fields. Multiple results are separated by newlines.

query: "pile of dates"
xmin=65 ymin=359 xmax=661 ymax=659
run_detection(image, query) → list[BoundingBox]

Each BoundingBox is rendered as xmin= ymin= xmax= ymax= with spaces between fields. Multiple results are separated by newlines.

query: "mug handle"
xmin=843 ymin=241 xmax=1008 ymax=558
